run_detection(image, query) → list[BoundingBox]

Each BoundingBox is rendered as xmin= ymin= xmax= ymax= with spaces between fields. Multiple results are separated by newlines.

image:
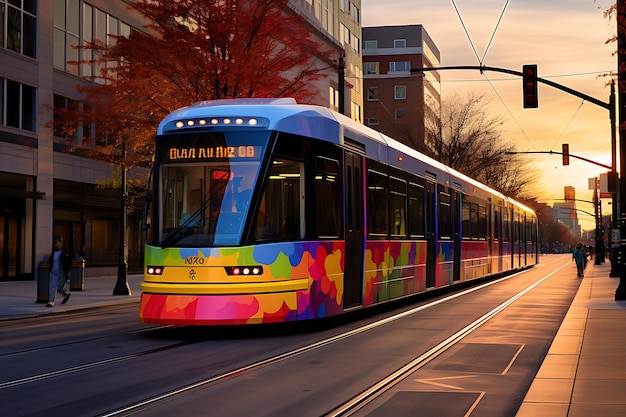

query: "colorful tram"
xmin=139 ymin=98 xmax=538 ymax=325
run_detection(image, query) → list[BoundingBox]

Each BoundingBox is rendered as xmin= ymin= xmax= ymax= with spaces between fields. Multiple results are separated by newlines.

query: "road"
xmin=0 ymin=254 xmax=579 ymax=417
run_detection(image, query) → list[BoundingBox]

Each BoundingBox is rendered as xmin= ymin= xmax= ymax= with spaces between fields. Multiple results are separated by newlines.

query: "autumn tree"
xmin=56 ymin=0 xmax=333 ymax=166
xmin=424 ymin=91 xmax=539 ymax=198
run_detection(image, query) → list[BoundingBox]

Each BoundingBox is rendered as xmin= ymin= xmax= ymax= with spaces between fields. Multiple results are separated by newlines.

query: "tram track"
xmin=323 ymin=261 xmax=570 ymax=416
xmin=0 ymin=340 xmax=190 ymax=390
xmin=0 ymin=324 xmax=173 ymax=358
xmin=90 ymin=260 xmax=569 ymax=417
xmin=0 ymin=257 xmax=574 ymax=416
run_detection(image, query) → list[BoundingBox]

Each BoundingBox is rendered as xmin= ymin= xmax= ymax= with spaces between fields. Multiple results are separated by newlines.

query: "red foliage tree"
xmin=57 ymin=0 xmax=332 ymax=165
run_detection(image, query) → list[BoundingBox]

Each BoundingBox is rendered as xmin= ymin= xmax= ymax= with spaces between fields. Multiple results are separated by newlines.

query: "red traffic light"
xmin=522 ymin=64 xmax=538 ymax=108
xmin=562 ymin=143 xmax=569 ymax=166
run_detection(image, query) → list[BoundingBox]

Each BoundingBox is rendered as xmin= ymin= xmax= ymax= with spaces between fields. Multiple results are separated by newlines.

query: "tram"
xmin=139 ymin=98 xmax=538 ymax=325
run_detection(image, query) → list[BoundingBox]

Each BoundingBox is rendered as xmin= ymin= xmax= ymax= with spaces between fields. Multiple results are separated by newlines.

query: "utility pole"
xmin=617 ymin=0 xmax=626 ymax=300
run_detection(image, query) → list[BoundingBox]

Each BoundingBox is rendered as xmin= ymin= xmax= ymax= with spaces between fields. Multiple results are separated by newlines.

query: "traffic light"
xmin=562 ymin=143 xmax=569 ymax=166
xmin=522 ymin=64 xmax=538 ymax=108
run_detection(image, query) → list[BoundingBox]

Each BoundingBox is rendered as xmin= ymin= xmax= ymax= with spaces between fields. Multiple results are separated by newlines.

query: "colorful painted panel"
xmin=140 ymin=241 xmax=345 ymax=324
xmin=363 ymin=240 xmax=426 ymax=306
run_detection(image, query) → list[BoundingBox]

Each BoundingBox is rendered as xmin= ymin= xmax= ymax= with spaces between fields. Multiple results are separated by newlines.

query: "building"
xmin=362 ymin=24 xmax=441 ymax=152
xmin=0 ymin=0 xmax=362 ymax=281
xmin=292 ymin=0 xmax=363 ymax=121
xmin=553 ymin=186 xmax=581 ymax=239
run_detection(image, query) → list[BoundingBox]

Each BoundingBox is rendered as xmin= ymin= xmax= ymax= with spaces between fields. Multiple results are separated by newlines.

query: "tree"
xmin=424 ymin=91 xmax=539 ymax=197
xmin=55 ymin=0 xmax=333 ymax=166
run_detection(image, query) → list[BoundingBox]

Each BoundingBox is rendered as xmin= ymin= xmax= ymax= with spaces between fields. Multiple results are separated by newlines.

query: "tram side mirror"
xmin=141 ymin=193 xmax=152 ymax=231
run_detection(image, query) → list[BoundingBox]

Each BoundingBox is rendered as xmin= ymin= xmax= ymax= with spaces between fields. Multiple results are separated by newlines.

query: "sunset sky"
xmin=360 ymin=0 xmax=616 ymax=230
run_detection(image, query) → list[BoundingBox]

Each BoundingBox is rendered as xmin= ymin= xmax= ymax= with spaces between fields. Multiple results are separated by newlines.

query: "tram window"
xmin=315 ymin=157 xmax=342 ymax=238
xmin=367 ymin=170 xmax=388 ymax=237
xmin=439 ymin=192 xmax=451 ymax=239
xmin=390 ymin=177 xmax=407 ymax=237
xmin=478 ymin=204 xmax=487 ymax=239
xmin=254 ymin=158 xmax=305 ymax=241
xmin=494 ymin=206 xmax=501 ymax=241
xmin=470 ymin=204 xmax=479 ymax=239
xmin=503 ymin=208 xmax=510 ymax=242
xmin=462 ymin=200 xmax=470 ymax=239
xmin=408 ymin=183 xmax=424 ymax=238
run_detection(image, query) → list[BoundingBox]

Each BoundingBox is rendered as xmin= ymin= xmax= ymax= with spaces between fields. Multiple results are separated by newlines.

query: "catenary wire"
xmin=481 ymin=0 xmax=510 ymax=63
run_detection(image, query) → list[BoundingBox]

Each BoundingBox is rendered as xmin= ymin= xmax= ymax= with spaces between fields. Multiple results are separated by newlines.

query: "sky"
xmin=360 ymin=0 xmax=616 ymax=230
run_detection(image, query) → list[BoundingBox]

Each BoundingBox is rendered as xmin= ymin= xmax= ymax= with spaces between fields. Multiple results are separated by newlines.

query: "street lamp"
xmin=113 ymin=136 xmax=130 ymax=296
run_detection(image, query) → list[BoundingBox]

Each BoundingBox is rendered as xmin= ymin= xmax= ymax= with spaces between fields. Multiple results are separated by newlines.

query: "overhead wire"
xmin=450 ymin=0 xmax=481 ymax=64
xmin=481 ymin=0 xmax=510 ymax=63
xmin=483 ymin=76 xmax=536 ymax=150
xmin=548 ymin=100 xmax=585 ymax=151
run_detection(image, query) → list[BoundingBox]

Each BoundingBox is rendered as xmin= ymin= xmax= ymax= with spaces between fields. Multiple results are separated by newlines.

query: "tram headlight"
xmin=225 ymin=266 xmax=263 ymax=276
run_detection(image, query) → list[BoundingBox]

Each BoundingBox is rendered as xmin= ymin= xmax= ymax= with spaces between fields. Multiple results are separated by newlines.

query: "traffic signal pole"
xmin=412 ymin=63 xmax=619 ymax=281
xmin=616 ymin=0 xmax=626 ymax=300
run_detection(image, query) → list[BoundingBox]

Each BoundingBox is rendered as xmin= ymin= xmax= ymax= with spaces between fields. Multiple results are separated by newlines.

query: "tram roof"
xmin=158 ymin=98 xmax=534 ymax=215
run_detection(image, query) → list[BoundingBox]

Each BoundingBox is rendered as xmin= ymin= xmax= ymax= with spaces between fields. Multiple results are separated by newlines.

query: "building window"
xmin=54 ymin=0 xmax=80 ymax=74
xmin=366 ymin=118 xmax=379 ymax=126
xmin=367 ymin=87 xmax=378 ymax=101
xmin=394 ymin=39 xmax=406 ymax=48
xmin=389 ymin=61 xmax=411 ymax=72
xmin=351 ymin=102 xmax=361 ymax=122
xmin=363 ymin=40 xmax=377 ymax=49
xmin=340 ymin=23 xmax=349 ymax=45
xmin=1 ymin=78 xmax=36 ymax=132
xmin=350 ymin=32 xmax=360 ymax=54
xmin=53 ymin=94 xmax=81 ymax=141
xmin=329 ymin=86 xmax=339 ymax=109
xmin=3 ymin=0 xmax=37 ymax=57
xmin=364 ymin=62 xmax=379 ymax=75
xmin=352 ymin=4 xmax=360 ymax=24
xmin=394 ymin=85 xmax=407 ymax=100
xmin=395 ymin=109 xmax=406 ymax=119
xmin=53 ymin=1 xmax=131 ymax=78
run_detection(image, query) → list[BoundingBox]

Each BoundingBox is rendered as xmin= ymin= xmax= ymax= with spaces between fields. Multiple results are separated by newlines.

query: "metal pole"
xmin=610 ymin=81 xmax=619 ymax=276
xmin=113 ymin=137 xmax=130 ymax=296
xmin=595 ymin=178 xmax=603 ymax=265
xmin=616 ymin=0 xmax=626 ymax=299
xmin=338 ymin=54 xmax=345 ymax=115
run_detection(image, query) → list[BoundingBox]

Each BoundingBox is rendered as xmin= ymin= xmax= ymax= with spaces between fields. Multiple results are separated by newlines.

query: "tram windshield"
xmin=156 ymin=131 xmax=268 ymax=247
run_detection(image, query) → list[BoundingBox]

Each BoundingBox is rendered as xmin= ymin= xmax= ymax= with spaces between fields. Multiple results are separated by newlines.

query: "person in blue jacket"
xmin=572 ymin=243 xmax=586 ymax=278
xmin=47 ymin=235 xmax=72 ymax=307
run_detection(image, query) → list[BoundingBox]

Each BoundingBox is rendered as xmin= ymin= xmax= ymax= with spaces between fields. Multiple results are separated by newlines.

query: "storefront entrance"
xmin=0 ymin=214 xmax=24 ymax=280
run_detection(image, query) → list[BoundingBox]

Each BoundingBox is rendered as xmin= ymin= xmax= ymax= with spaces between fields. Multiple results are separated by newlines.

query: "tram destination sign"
xmin=167 ymin=145 xmax=262 ymax=161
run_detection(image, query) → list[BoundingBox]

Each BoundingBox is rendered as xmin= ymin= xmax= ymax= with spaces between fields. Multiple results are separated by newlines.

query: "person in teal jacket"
xmin=572 ymin=243 xmax=586 ymax=278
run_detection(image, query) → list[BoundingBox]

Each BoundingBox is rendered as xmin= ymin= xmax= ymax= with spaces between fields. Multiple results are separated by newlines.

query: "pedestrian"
xmin=47 ymin=235 xmax=72 ymax=307
xmin=572 ymin=243 xmax=586 ymax=278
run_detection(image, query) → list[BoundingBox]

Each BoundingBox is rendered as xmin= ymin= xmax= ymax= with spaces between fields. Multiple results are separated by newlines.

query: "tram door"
xmin=425 ymin=181 xmax=436 ymax=288
xmin=343 ymin=151 xmax=364 ymax=308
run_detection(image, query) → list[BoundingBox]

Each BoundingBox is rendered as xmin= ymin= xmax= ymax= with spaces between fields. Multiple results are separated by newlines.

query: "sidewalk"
xmin=516 ymin=260 xmax=626 ymax=417
xmin=0 ymin=274 xmax=144 ymax=320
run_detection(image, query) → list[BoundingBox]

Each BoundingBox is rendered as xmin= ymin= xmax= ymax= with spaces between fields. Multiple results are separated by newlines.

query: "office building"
xmin=362 ymin=24 xmax=440 ymax=152
xmin=0 ymin=0 xmax=361 ymax=280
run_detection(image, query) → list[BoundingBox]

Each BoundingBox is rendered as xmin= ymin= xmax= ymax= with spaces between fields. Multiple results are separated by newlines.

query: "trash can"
xmin=71 ymin=257 xmax=85 ymax=291
xmin=37 ymin=260 xmax=50 ymax=303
